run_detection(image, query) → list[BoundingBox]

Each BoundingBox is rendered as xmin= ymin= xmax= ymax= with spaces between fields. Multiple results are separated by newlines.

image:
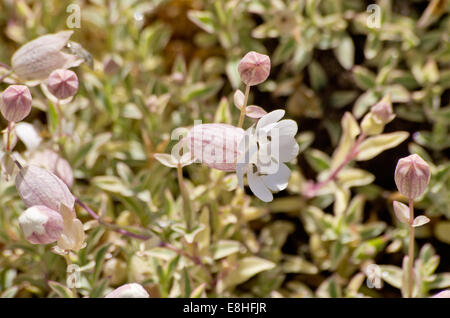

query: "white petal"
xmin=248 ymin=167 xmax=273 ymax=202
xmin=275 ymin=119 xmax=298 ymax=137
xmin=236 ymin=163 xmax=247 ymax=189
xmin=278 ymin=136 xmax=299 ymax=162
xmin=15 ymin=122 xmax=42 ymax=150
xmin=233 ymin=89 xmax=245 ymax=109
xmin=262 ymin=163 xmax=291 ymax=192
xmin=412 ymin=215 xmax=430 ymax=227
xmin=256 ymin=109 xmax=285 ymax=130
xmin=153 ymin=153 xmax=178 ymax=168
xmin=393 ymin=201 xmax=410 ymax=224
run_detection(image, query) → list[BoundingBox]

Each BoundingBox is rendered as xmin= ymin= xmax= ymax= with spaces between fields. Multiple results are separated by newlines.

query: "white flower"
xmin=236 ymin=110 xmax=299 ymax=202
xmin=105 ymin=283 xmax=150 ymax=298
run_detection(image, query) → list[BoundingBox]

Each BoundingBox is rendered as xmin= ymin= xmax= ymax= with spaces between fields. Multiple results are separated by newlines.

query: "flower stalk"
xmin=306 ymin=133 xmax=366 ymax=197
xmin=74 ymin=198 xmax=150 ymax=241
xmin=237 ymin=84 xmax=250 ymax=128
xmin=407 ymin=198 xmax=415 ymax=298
xmin=176 ymin=163 xmax=192 ymax=232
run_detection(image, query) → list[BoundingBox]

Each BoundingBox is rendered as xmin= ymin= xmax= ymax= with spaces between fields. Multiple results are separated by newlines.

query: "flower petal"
xmin=236 ymin=163 xmax=247 ymax=189
xmin=248 ymin=167 xmax=273 ymax=202
xmin=278 ymin=136 xmax=299 ymax=162
xmin=275 ymin=119 xmax=298 ymax=136
xmin=262 ymin=163 xmax=291 ymax=192
xmin=256 ymin=109 xmax=285 ymax=130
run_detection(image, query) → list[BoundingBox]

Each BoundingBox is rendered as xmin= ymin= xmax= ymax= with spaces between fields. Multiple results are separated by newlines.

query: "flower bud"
xmin=360 ymin=113 xmax=384 ymax=136
xmin=238 ymin=51 xmax=271 ymax=86
xmin=186 ymin=124 xmax=244 ymax=171
xmin=103 ymin=55 xmax=121 ymax=75
xmin=394 ymin=154 xmax=431 ymax=199
xmin=1 ymin=85 xmax=32 ymax=122
xmin=370 ymin=95 xmax=395 ymax=124
xmin=15 ymin=165 xmax=75 ymax=215
xmin=11 ymin=31 xmax=82 ymax=81
xmin=29 ymin=150 xmax=74 ymax=188
xmin=19 ymin=205 xmax=64 ymax=244
xmin=46 ymin=69 xmax=79 ymax=100
xmin=105 ymin=283 xmax=150 ymax=298
xmin=431 ymin=290 xmax=450 ymax=298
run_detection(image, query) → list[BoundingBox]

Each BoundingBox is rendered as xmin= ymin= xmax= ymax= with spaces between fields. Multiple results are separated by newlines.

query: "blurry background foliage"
xmin=0 ymin=0 xmax=449 ymax=298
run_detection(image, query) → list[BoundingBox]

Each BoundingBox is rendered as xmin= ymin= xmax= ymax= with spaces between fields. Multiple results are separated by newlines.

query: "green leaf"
xmin=338 ymin=168 xmax=375 ymax=189
xmin=187 ymin=11 xmax=216 ymax=34
xmin=305 ymin=149 xmax=331 ymax=172
xmin=331 ymin=112 xmax=360 ymax=169
xmin=93 ymin=244 xmax=111 ymax=283
xmin=353 ymin=66 xmax=376 ymax=90
xmin=89 ymin=278 xmax=109 ymax=298
xmin=92 ymin=176 xmax=133 ymax=196
xmin=48 ymin=281 xmax=73 ymax=298
xmin=181 ymin=80 xmax=223 ymax=103
xmin=334 ymin=35 xmax=355 ymax=70
xmin=222 ymin=257 xmax=275 ymax=289
xmin=212 ymin=240 xmax=241 ymax=260
xmin=308 ymin=61 xmax=327 ymax=90
xmin=0 ymin=286 xmax=18 ymax=298
xmin=379 ymin=265 xmax=403 ymax=289
xmin=214 ymin=97 xmax=231 ymax=124
xmin=428 ymin=273 xmax=450 ymax=290
xmin=356 ymin=132 xmax=409 ymax=161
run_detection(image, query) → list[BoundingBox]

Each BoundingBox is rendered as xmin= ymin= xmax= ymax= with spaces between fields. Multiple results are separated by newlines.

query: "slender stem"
xmin=5 ymin=121 xmax=13 ymax=152
xmin=159 ymin=242 xmax=204 ymax=267
xmin=0 ymin=62 xmax=11 ymax=70
xmin=305 ymin=133 xmax=366 ymax=197
xmin=74 ymin=198 xmax=151 ymax=240
xmin=0 ymin=71 xmax=12 ymax=83
xmin=407 ymin=198 xmax=415 ymax=298
xmin=177 ymin=163 xmax=192 ymax=232
xmin=237 ymin=84 xmax=250 ymax=128
xmin=55 ymin=99 xmax=63 ymax=138
xmin=64 ymin=253 xmax=78 ymax=298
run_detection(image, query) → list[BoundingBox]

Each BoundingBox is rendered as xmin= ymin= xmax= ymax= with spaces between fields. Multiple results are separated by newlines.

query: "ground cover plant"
xmin=0 ymin=0 xmax=450 ymax=298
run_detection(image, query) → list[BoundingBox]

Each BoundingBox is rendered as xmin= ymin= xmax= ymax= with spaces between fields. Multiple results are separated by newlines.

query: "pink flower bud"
xmin=238 ymin=51 xmax=271 ymax=86
xmin=29 ymin=150 xmax=74 ymax=188
xmin=19 ymin=205 xmax=64 ymax=244
xmin=431 ymin=290 xmax=450 ymax=298
xmin=370 ymin=95 xmax=395 ymax=124
xmin=394 ymin=154 xmax=431 ymax=199
xmin=186 ymin=124 xmax=244 ymax=171
xmin=1 ymin=85 xmax=32 ymax=122
xmin=12 ymin=31 xmax=82 ymax=81
xmin=46 ymin=69 xmax=79 ymax=100
xmin=15 ymin=165 xmax=75 ymax=215
xmin=105 ymin=283 xmax=150 ymax=298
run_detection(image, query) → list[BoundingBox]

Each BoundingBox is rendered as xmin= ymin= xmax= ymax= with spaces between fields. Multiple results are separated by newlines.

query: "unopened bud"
xmin=11 ymin=31 xmax=82 ymax=81
xmin=186 ymin=124 xmax=244 ymax=171
xmin=394 ymin=154 xmax=431 ymax=199
xmin=370 ymin=95 xmax=395 ymax=124
xmin=15 ymin=165 xmax=75 ymax=214
xmin=238 ymin=51 xmax=271 ymax=86
xmin=29 ymin=150 xmax=74 ymax=188
xmin=105 ymin=283 xmax=150 ymax=298
xmin=47 ymin=69 xmax=79 ymax=100
xmin=1 ymin=85 xmax=32 ymax=122
xmin=19 ymin=205 xmax=64 ymax=244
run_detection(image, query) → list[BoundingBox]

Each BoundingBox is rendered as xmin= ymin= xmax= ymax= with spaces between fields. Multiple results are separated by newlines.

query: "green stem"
xmin=5 ymin=121 xmax=13 ymax=152
xmin=177 ymin=163 xmax=192 ymax=232
xmin=407 ymin=198 xmax=415 ymax=298
xmin=237 ymin=84 xmax=250 ymax=128
xmin=64 ymin=252 xmax=78 ymax=298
